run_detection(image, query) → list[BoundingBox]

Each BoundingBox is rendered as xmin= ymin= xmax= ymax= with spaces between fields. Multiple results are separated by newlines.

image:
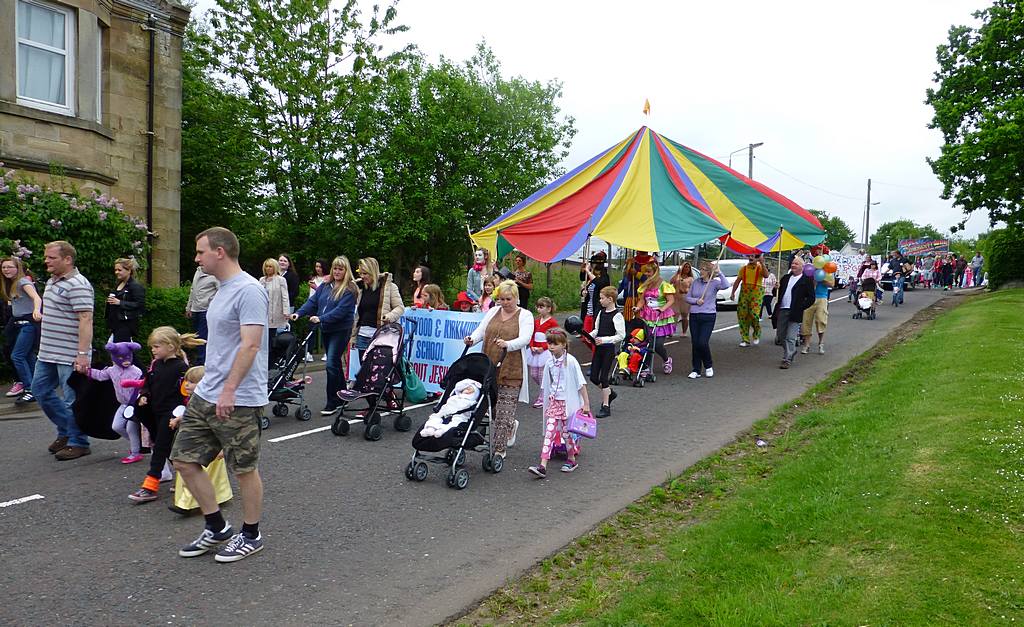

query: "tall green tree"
xmin=809 ymin=209 xmax=855 ymax=251
xmin=926 ymin=0 xmax=1024 ymax=231
xmin=869 ymin=219 xmax=944 ymax=254
xmin=206 ymin=0 xmax=409 ymax=268
xmin=179 ymin=20 xmax=263 ymax=279
xmin=354 ymin=44 xmax=576 ymax=284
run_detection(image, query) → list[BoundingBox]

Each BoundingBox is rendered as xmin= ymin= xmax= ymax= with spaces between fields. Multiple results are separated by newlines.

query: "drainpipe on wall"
xmin=142 ymin=15 xmax=157 ymax=285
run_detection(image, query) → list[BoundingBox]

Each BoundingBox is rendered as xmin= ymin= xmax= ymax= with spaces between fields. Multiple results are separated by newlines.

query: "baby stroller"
xmin=331 ymin=322 xmax=413 ymax=441
xmin=616 ymin=318 xmax=655 ymax=387
xmin=405 ymin=347 xmax=500 ymax=490
xmin=267 ymin=328 xmax=316 ymax=427
xmin=852 ymin=277 xmax=878 ymax=320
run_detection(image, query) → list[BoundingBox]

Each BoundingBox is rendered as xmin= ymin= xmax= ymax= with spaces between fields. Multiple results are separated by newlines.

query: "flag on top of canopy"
xmin=471 ymin=127 xmax=825 ymax=262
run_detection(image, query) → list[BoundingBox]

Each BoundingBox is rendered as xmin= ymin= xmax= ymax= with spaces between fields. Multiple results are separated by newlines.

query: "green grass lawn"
xmin=457 ymin=289 xmax=1024 ymax=625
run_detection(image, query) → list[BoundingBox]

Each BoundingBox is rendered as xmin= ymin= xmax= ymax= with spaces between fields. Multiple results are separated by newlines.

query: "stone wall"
xmin=0 ymin=0 xmax=190 ymax=287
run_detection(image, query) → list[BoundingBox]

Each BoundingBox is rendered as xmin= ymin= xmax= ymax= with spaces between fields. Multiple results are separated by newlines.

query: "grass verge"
xmin=453 ymin=289 xmax=1024 ymax=625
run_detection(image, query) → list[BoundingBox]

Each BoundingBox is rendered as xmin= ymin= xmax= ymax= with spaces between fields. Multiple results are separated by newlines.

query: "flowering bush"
xmin=0 ymin=164 xmax=150 ymax=287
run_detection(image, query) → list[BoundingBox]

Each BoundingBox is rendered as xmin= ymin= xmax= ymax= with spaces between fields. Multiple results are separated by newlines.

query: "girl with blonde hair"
xmin=419 ymin=284 xmax=449 ymax=310
xmin=293 ymin=256 xmax=359 ymax=415
xmin=464 ymin=279 xmax=535 ymax=467
xmin=129 ymin=326 xmax=205 ymax=503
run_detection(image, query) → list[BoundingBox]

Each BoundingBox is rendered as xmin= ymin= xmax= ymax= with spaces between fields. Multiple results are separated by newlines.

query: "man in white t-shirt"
xmin=171 ymin=227 xmax=269 ymax=563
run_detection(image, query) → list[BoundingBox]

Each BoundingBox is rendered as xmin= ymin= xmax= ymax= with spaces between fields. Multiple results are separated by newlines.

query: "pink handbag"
xmin=567 ymin=409 xmax=597 ymax=439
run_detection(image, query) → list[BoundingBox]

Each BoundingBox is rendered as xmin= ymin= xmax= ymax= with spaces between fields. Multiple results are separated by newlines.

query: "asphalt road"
xmin=0 ymin=289 xmax=953 ymax=626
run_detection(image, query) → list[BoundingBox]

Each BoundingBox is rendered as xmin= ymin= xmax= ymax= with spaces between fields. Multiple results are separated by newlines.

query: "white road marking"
xmin=268 ymin=400 xmax=436 ymax=443
xmin=0 ymin=494 xmax=44 ymax=508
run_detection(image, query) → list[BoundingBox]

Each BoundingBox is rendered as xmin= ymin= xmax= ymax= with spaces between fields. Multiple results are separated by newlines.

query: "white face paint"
xmin=474 ymin=250 xmax=485 ymax=264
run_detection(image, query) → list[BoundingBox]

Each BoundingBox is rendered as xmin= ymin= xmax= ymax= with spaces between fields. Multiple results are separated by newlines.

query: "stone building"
xmin=0 ymin=0 xmax=190 ymax=287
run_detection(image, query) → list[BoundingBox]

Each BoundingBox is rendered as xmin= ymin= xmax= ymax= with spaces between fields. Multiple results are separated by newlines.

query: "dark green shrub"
xmin=980 ymin=227 xmax=1024 ymax=289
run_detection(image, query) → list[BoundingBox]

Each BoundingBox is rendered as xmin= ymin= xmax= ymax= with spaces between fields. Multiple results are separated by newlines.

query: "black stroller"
xmin=265 ymin=328 xmax=315 ymax=428
xmin=852 ymin=277 xmax=878 ymax=321
xmin=331 ymin=322 xmax=413 ymax=441
xmin=405 ymin=347 xmax=500 ymax=490
xmin=616 ymin=317 xmax=655 ymax=387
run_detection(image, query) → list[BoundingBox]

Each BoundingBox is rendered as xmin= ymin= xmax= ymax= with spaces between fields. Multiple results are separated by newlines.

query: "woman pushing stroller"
xmin=463 ymin=280 xmax=534 ymax=467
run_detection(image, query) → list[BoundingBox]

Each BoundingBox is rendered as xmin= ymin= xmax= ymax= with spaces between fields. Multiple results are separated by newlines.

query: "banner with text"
xmin=349 ymin=309 xmax=484 ymax=394
xmin=898 ymin=238 xmax=949 ymax=255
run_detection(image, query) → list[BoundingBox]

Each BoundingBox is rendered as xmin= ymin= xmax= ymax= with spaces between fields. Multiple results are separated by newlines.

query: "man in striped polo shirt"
xmin=35 ymin=241 xmax=95 ymax=461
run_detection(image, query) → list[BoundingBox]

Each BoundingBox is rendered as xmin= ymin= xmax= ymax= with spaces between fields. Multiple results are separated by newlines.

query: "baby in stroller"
xmin=419 ymin=379 xmax=481 ymax=438
xmin=853 ymin=275 xmax=879 ymax=320
xmin=616 ymin=326 xmax=647 ymax=378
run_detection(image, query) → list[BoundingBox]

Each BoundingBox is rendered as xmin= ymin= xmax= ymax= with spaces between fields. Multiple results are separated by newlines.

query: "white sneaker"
xmin=705 ymin=367 xmax=714 ymax=378
xmin=800 ymin=345 xmax=809 ymax=355
xmin=507 ymin=419 xmax=519 ymax=447
xmin=739 ymin=341 xmax=749 ymax=347
xmin=303 ymin=353 xmax=314 ymax=362
xmin=752 ymin=338 xmax=760 ymax=346
xmin=320 ymin=354 xmax=327 ymax=361
xmin=817 ymin=344 xmax=825 ymax=355
xmin=687 ymin=371 xmax=701 ymax=379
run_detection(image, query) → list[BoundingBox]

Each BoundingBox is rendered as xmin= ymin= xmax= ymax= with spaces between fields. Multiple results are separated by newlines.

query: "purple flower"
xmin=98 ymin=211 xmax=107 ymax=221
xmin=0 ymin=184 xmax=7 ymax=194
xmin=135 ymin=223 xmax=148 ymax=230
xmin=49 ymin=219 xmax=62 ymax=228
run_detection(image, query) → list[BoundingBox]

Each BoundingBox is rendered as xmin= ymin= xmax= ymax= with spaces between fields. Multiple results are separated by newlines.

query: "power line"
xmin=754 ymin=158 xmax=863 ymax=201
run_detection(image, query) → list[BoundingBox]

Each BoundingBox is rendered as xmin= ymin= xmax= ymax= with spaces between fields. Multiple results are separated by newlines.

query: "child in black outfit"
xmin=591 ymin=286 xmax=625 ymax=418
xmin=128 ymin=326 xmax=205 ymax=503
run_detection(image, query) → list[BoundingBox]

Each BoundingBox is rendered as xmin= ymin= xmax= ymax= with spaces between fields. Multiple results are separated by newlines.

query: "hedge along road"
xmin=0 ymin=290 xmax=951 ymax=626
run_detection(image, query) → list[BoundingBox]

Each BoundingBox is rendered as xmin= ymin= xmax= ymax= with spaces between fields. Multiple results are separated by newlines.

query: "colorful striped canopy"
xmin=472 ymin=127 xmax=824 ymax=261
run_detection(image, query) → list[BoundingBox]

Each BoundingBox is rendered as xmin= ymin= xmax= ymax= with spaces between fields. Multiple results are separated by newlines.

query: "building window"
xmin=16 ymin=0 xmax=76 ymax=116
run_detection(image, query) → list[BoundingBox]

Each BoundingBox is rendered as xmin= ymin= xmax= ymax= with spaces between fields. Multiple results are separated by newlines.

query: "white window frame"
xmin=15 ymin=0 xmax=76 ymax=117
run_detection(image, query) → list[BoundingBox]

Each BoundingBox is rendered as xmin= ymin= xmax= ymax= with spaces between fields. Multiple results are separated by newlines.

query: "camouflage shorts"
xmin=170 ymin=395 xmax=263 ymax=474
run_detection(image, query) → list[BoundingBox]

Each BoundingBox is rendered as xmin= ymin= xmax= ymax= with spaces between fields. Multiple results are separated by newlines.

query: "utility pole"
xmin=748 ymin=142 xmax=764 ymax=179
xmin=864 ymin=178 xmax=872 ymax=247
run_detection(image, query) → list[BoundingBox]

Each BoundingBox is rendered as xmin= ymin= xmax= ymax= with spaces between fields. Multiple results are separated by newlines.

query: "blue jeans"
xmin=689 ymin=313 xmax=716 ymax=373
xmin=34 ymin=360 xmax=88 ymax=448
xmin=11 ymin=320 xmax=38 ymax=389
xmin=191 ymin=311 xmax=208 ymax=365
xmin=322 ymin=328 xmax=351 ymax=408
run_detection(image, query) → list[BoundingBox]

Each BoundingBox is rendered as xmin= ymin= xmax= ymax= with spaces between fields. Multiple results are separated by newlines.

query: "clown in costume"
xmin=730 ymin=254 xmax=768 ymax=346
xmin=465 ymin=249 xmax=496 ymax=303
xmin=636 ymin=263 xmax=677 ymax=374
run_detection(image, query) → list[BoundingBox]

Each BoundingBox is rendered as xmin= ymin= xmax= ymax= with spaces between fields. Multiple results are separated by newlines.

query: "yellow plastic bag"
xmin=173 ymin=456 xmax=233 ymax=512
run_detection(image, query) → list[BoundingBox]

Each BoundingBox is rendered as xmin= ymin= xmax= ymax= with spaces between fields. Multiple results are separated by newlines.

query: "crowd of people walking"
xmin=0 ymin=231 xmax=988 ymax=563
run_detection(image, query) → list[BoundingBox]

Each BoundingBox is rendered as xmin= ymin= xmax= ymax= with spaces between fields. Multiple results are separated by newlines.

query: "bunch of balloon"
xmin=812 ymin=254 xmax=837 ymax=284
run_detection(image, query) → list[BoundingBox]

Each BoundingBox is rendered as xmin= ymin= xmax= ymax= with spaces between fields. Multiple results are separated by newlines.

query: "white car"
xmin=660 ymin=259 xmax=745 ymax=307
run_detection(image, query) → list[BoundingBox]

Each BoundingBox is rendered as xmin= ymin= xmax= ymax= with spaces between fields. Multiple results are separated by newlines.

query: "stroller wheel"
xmin=491 ymin=454 xmax=504 ymax=474
xmin=451 ymin=468 xmax=470 ymax=490
xmin=648 ymin=374 xmax=657 ymax=383
xmin=272 ymin=403 xmax=289 ymax=417
xmin=259 ymin=415 xmax=270 ymax=431
xmin=414 ymin=462 xmax=428 ymax=482
xmin=295 ymin=406 xmax=312 ymax=421
xmin=449 ymin=449 xmax=466 ymax=468
xmin=404 ymin=461 xmax=416 ymax=481
xmin=394 ymin=413 xmax=412 ymax=432
xmin=331 ymin=417 xmax=350 ymax=437
xmin=482 ymin=454 xmax=493 ymax=472
xmin=637 ymin=378 xmax=645 ymax=388
xmin=364 ymin=423 xmax=383 ymax=441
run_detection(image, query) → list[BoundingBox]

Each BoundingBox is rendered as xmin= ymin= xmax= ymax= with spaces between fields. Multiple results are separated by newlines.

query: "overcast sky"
xmin=189 ymin=0 xmax=992 ymax=242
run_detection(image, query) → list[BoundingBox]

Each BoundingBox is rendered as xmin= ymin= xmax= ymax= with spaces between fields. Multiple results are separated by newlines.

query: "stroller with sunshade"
xmin=331 ymin=322 xmax=413 ymax=441
xmin=404 ymin=347 xmax=500 ymax=490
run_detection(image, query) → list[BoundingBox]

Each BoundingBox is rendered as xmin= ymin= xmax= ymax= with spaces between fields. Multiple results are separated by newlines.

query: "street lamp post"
xmin=727 ymin=142 xmax=764 ymax=179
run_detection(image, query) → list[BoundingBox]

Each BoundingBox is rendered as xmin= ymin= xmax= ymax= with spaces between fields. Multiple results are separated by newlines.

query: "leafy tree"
xmin=179 ymin=20 xmax=263 ymax=280
xmin=809 ymin=209 xmax=855 ymax=251
xmin=352 ymin=44 xmax=576 ymax=285
xmin=926 ymin=0 xmax=1024 ymax=231
xmin=868 ymin=219 xmax=944 ymax=254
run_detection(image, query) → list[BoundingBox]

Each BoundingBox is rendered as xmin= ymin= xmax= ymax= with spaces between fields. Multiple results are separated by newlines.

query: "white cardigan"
xmin=469 ymin=306 xmax=535 ymax=403
xmin=541 ymin=353 xmax=586 ymax=421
